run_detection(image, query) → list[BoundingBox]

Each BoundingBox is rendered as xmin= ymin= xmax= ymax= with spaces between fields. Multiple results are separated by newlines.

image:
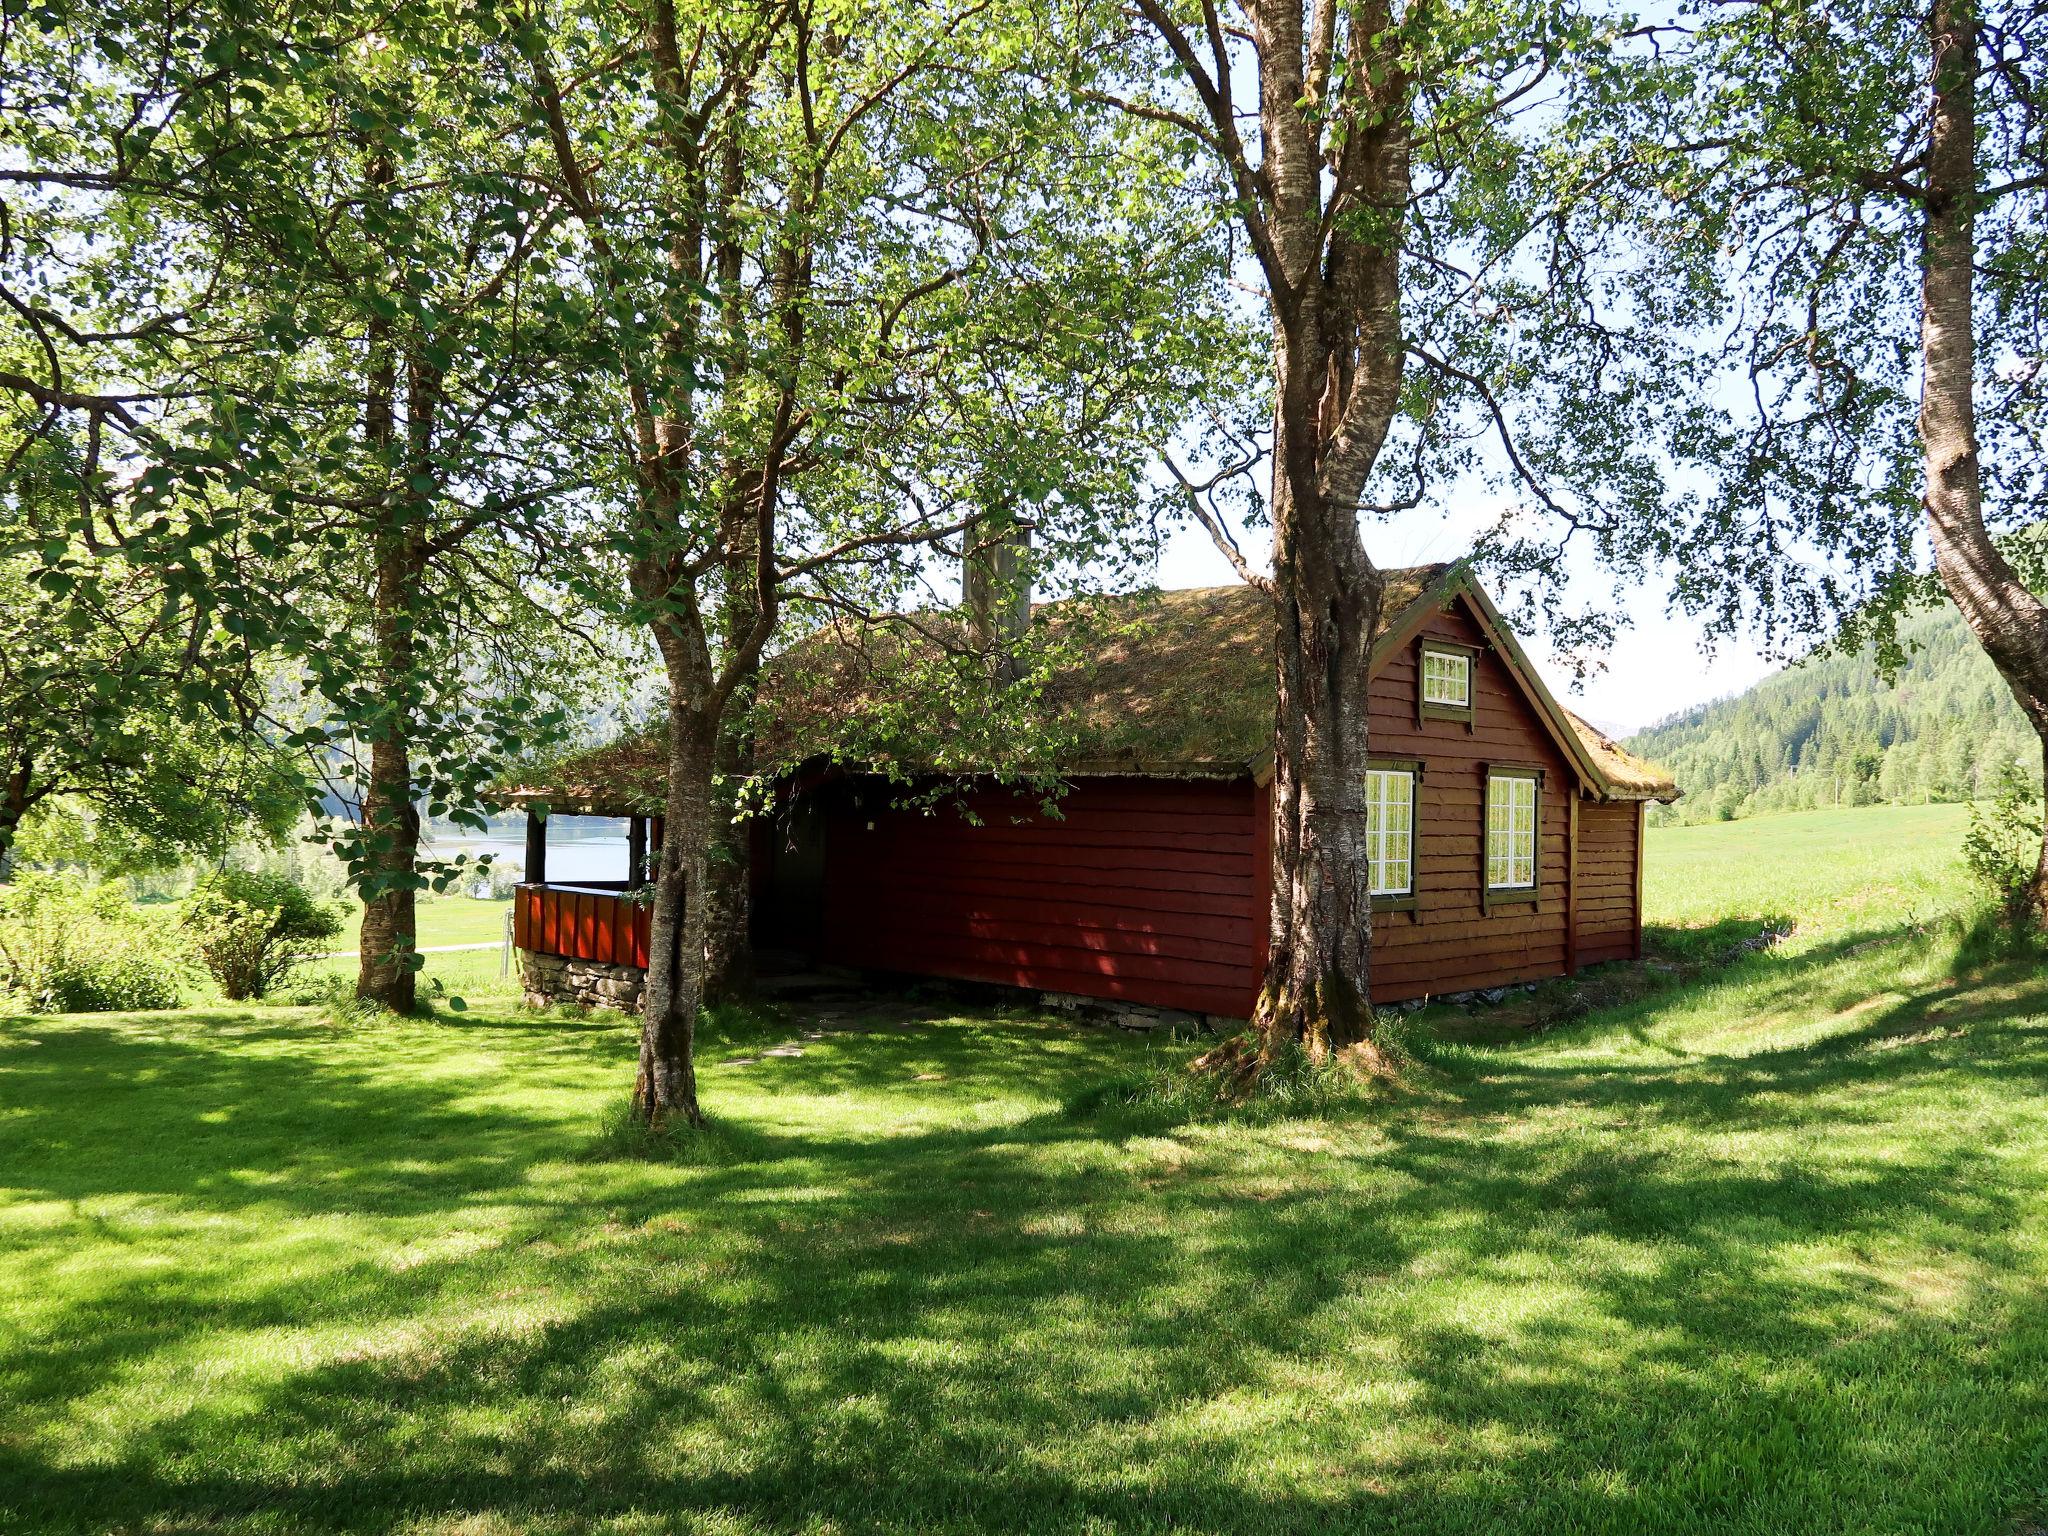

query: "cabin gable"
xmin=1360 ymin=594 xmax=1578 ymax=1003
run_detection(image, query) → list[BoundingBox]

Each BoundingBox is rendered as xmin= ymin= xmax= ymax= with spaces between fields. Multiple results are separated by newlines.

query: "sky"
xmin=1147 ymin=505 xmax=1783 ymax=740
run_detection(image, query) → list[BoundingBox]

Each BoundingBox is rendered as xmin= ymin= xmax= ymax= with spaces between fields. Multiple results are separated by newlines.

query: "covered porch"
xmin=510 ymin=804 xmax=661 ymax=1011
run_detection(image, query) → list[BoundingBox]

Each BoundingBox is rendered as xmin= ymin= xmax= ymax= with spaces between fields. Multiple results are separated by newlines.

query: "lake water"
xmin=430 ymin=816 xmax=630 ymax=885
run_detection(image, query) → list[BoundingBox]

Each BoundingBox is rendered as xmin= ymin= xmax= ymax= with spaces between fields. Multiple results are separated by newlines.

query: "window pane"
xmin=1486 ymin=774 xmax=1537 ymax=891
xmin=1364 ymin=768 xmax=1414 ymax=897
xmin=1422 ymin=650 xmax=1470 ymax=707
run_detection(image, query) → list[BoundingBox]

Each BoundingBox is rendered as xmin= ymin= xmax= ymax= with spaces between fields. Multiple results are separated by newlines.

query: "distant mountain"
xmin=1625 ymin=603 xmax=2038 ymax=823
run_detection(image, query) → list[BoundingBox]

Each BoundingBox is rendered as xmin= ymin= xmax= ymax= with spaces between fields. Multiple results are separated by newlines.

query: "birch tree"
xmin=516 ymin=0 xmax=1229 ymax=1125
xmin=1084 ymin=0 xmax=1713 ymax=1060
xmin=1659 ymin=0 xmax=2048 ymax=923
xmin=0 ymin=2 xmax=605 ymax=998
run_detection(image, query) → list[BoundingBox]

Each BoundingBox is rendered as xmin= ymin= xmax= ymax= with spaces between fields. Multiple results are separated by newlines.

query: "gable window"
xmin=1365 ymin=761 xmax=1419 ymax=909
xmin=1485 ymin=769 xmax=1540 ymax=903
xmin=1418 ymin=641 xmax=1477 ymax=725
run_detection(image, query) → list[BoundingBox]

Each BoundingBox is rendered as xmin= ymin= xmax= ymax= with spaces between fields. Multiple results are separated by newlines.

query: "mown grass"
xmin=329 ymin=894 xmax=514 ymax=954
xmin=290 ymin=898 xmax=516 ymax=1004
xmin=3 ymin=803 xmax=2045 ymax=1534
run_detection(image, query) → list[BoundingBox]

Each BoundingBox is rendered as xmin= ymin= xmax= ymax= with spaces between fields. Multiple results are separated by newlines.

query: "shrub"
xmin=182 ymin=870 xmax=344 ymax=1001
xmin=1964 ymin=762 xmax=2045 ymax=922
xmin=0 ymin=872 xmax=186 ymax=1013
xmin=472 ymin=862 xmax=520 ymax=901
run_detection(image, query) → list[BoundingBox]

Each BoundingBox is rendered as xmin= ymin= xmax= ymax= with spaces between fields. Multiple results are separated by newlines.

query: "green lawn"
xmin=4 ymin=804 xmax=2046 ymax=1534
xmin=1646 ymin=802 xmax=1975 ymax=942
xmin=291 ymin=897 xmax=515 ymax=1003
xmin=331 ymin=895 xmax=513 ymax=954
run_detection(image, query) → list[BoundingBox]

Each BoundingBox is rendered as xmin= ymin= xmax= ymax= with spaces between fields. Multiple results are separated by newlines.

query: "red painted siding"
xmin=1362 ymin=601 xmax=1579 ymax=1004
xmin=777 ymin=594 xmax=1647 ymax=1015
xmin=819 ymin=778 xmax=1259 ymax=1017
xmin=1573 ymin=799 xmax=1642 ymax=967
xmin=514 ymin=885 xmax=650 ymax=969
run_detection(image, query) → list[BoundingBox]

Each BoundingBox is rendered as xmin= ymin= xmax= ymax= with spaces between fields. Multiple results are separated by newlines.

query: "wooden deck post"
xmin=628 ymin=815 xmax=647 ymax=887
xmin=524 ymin=808 xmax=547 ymax=886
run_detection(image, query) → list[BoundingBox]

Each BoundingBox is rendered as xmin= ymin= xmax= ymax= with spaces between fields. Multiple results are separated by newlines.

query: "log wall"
xmin=1573 ymin=799 xmax=1645 ymax=967
xmin=1361 ymin=603 xmax=1579 ymax=1003
xmin=818 ymin=777 xmax=1258 ymax=1018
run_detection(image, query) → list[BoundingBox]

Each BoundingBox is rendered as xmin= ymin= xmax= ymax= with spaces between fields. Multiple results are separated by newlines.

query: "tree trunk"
xmin=700 ymin=548 xmax=758 ymax=1004
xmin=353 ymin=306 xmax=423 ymax=1012
xmin=356 ymin=529 xmax=422 ymax=1010
xmin=964 ymin=518 xmax=1031 ymax=683
xmin=1119 ymin=0 xmax=1414 ymax=1064
xmin=1239 ymin=0 xmax=1409 ymax=1062
xmin=1253 ymin=425 xmax=1384 ymax=1058
xmin=0 ymin=754 xmax=34 ymax=880
xmin=699 ymin=720 xmax=753 ymax=1004
xmin=354 ymin=335 xmax=443 ymax=1008
xmin=637 ymin=650 xmax=714 ymax=1128
xmin=1919 ymin=0 xmax=2048 ymax=925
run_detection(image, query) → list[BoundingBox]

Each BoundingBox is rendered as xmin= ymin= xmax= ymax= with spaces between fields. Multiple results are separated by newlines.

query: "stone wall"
xmin=517 ymin=947 xmax=645 ymax=1015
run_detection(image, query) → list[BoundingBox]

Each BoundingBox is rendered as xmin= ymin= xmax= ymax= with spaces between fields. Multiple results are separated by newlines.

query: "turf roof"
xmin=507 ymin=564 xmax=1677 ymax=811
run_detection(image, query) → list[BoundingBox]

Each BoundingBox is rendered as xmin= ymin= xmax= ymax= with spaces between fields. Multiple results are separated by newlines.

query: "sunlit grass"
xmin=3 ymin=804 xmax=2046 ymax=1533
xmin=326 ymin=894 xmax=514 ymax=955
xmin=1645 ymin=802 xmax=1974 ymax=947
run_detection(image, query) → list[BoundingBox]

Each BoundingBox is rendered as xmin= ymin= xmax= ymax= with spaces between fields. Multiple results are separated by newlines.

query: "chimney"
xmin=963 ymin=519 xmax=1031 ymax=679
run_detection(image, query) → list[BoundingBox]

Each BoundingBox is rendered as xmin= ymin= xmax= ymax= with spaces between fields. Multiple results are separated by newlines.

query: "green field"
xmin=290 ymin=897 xmax=515 ymax=1002
xmin=3 ymin=804 xmax=2045 ymax=1534
xmin=331 ymin=894 xmax=513 ymax=954
xmin=1646 ymin=802 xmax=1974 ymax=940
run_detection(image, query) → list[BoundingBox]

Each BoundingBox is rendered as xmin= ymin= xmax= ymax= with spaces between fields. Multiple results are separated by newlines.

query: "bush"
xmin=0 ymin=872 xmax=186 ymax=1013
xmin=182 ymin=870 xmax=344 ymax=1001
xmin=1964 ymin=762 xmax=2045 ymax=921
xmin=472 ymin=861 xmax=520 ymax=901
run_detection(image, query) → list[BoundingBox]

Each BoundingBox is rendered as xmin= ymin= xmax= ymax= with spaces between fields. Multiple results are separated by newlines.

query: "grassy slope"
xmin=3 ymin=804 xmax=2045 ymax=1535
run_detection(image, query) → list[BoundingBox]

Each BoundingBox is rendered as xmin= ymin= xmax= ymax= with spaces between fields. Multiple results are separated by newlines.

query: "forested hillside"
xmin=1627 ymin=604 xmax=2038 ymax=823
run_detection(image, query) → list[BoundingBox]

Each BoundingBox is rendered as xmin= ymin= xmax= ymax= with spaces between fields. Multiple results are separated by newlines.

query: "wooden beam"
xmin=524 ymin=808 xmax=547 ymax=887
xmin=1566 ymin=792 xmax=1580 ymax=976
xmin=628 ymin=815 xmax=646 ymax=887
xmin=1634 ymin=801 xmax=1647 ymax=961
xmin=1250 ymin=778 xmax=1273 ymax=1014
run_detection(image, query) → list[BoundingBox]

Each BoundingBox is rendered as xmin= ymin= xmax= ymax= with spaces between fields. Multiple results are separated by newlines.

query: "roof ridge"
xmin=507 ymin=560 xmax=1679 ymax=810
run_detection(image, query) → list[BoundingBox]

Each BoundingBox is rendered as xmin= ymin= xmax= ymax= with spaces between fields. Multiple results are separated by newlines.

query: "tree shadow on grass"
xmin=4 ymin=953 xmax=2048 ymax=1533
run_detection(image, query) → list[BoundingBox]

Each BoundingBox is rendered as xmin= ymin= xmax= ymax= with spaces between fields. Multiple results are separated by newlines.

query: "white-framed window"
xmin=1421 ymin=647 xmax=1472 ymax=709
xmin=1486 ymin=771 xmax=1539 ymax=892
xmin=1364 ymin=765 xmax=1416 ymax=899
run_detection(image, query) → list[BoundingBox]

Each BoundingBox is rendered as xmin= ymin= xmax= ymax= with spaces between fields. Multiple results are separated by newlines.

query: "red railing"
xmin=513 ymin=884 xmax=651 ymax=969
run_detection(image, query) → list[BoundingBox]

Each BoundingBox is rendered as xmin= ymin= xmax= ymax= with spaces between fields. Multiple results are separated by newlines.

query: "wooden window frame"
xmin=1366 ymin=757 xmax=1422 ymax=915
xmin=1482 ymin=764 xmax=1544 ymax=911
xmin=1418 ymin=639 xmax=1480 ymax=727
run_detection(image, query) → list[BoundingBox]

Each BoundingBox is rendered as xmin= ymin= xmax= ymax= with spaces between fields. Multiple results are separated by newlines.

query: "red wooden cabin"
xmin=509 ymin=564 xmax=1677 ymax=1017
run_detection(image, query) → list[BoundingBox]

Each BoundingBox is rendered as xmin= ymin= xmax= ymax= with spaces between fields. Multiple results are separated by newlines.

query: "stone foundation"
xmin=1038 ymin=990 xmax=1234 ymax=1035
xmin=518 ymin=947 xmax=645 ymax=1014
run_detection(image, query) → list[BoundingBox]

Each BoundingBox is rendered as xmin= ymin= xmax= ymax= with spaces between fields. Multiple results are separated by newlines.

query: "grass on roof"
xmin=523 ymin=569 xmax=1482 ymax=802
